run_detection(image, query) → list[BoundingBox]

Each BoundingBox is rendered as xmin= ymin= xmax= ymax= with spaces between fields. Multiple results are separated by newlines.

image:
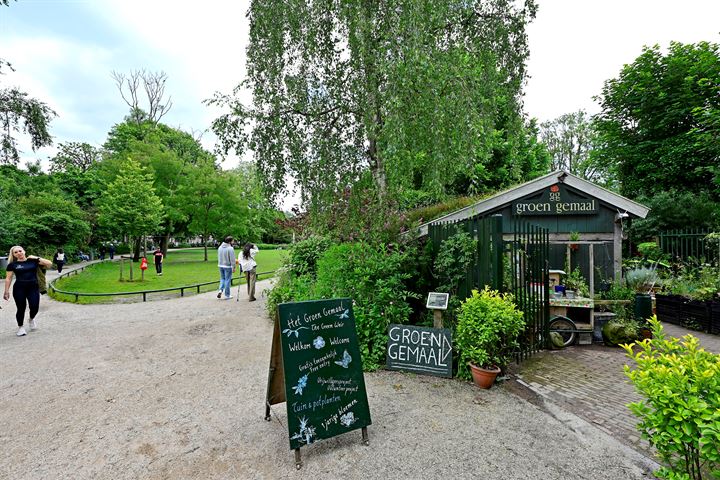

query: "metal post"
xmin=294 ymin=449 xmax=302 ymax=469
xmin=143 ymin=292 xmax=147 ymax=302
xmin=361 ymin=426 xmax=369 ymax=446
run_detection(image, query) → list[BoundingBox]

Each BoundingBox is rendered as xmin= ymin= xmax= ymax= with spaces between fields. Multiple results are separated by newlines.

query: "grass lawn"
xmin=51 ymin=247 xmax=286 ymax=304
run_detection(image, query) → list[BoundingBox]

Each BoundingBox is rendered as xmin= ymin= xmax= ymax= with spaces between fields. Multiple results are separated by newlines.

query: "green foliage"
xmin=0 ymin=83 xmax=56 ymax=164
xmin=625 ymin=266 xmax=659 ymax=294
xmin=602 ymin=317 xmax=640 ymax=347
xmin=455 ymin=287 xmax=525 ymax=378
xmin=623 ymin=317 xmax=720 ymax=480
xmin=314 ymin=243 xmax=416 ymax=370
xmin=210 ymin=0 xmax=542 ymax=215
xmin=286 ymin=236 xmax=333 ymax=277
xmin=539 ymin=110 xmax=610 ymax=186
xmin=433 ymin=231 xmax=477 ymax=313
xmin=15 ymin=192 xmax=91 ymax=252
xmin=405 ymin=195 xmax=485 ymax=225
xmin=564 ymin=267 xmax=589 ymax=297
xmin=593 ymin=41 xmax=720 ymax=201
xmin=96 ymin=158 xmax=164 ymax=239
xmin=630 ymin=191 xmax=720 ymax=241
xmin=266 ymin=241 xmax=416 ymax=371
xmin=664 ymin=264 xmax=720 ymax=301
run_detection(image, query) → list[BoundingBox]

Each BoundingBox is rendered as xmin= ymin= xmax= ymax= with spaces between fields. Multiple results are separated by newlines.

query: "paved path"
xmin=0 ymin=280 xmax=657 ymax=479
xmin=511 ymin=322 xmax=720 ymax=458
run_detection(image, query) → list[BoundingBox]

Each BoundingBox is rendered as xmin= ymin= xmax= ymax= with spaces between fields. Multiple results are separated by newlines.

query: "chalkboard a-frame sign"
xmin=265 ymin=298 xmax=371 ymax=469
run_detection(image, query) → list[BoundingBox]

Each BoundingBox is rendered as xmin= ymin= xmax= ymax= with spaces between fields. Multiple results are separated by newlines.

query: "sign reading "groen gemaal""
xmin=512 ymin=184 xmax=599 ymax=216
xmin=276 ymin=299 xmax=371 ymax=451
xmin=386 ymin=324 xmax=453 ymax=378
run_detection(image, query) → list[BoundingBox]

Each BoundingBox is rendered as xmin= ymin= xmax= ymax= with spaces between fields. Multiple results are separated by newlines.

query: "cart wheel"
xmin=549 ymin=315 xmax=577 ymax=347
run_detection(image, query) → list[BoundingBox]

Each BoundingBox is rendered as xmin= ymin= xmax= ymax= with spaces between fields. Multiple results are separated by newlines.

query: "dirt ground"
xmin=0 ymin=280 xmax=658 ymax=480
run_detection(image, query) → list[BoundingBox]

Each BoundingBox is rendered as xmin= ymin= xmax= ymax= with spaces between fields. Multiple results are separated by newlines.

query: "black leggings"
xmin=12 ymin=282 xmax=40 ymax=327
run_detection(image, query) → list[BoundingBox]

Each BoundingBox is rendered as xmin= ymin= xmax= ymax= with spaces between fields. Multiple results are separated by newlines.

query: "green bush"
xmin=455 ymin=287 xmax=525 ymax=379
xmin=623 ymin=317 xmax=720 ymax=480
xmin=287 ymin=236 xmax=333 ymax=276
xmin=265 ymin=272 xmax=316 ymax=322
xmin=313 ymin=243 xmax=415 ymax=371
xmin=433 ymin=231 xmax=477 ymax=315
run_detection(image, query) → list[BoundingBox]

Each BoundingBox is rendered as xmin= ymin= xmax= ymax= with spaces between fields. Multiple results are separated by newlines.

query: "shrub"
xmin=313 ymin=243 xmax=416 ymax=371
xmin=455 ymin=287 xmax=525 ymax=379
xmin=623 ymin=317 xmax=720 ymax=480
xmin=433 ymin=231 xmax=477 ymax=315
xmin=286 ymin=236 xmax=333 ymax=276
xmin=265 ymin=271 xmax=316 ymax=322
xmin=625 ymin=266 xmax=659 ymax=294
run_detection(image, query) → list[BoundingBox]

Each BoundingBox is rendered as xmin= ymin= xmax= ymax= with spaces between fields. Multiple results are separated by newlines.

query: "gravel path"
xmin=0 ymin=279 xmax=658 ymax=479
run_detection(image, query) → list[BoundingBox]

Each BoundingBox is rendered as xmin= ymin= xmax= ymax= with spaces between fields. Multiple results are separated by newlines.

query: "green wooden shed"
xmin=416 ymin=170 xmax=650 ymax=290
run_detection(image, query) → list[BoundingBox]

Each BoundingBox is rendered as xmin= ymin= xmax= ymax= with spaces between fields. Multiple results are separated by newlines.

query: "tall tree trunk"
xmin=161 ymin=233 xmax=170 ymax=257
xmin=133 ymin=236 xmax=142 ymax=261
xmin=202 ymin=235 xmax=208 ymax=262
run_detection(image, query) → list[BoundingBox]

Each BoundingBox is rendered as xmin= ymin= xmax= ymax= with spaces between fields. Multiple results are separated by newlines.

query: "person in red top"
xmin=153 ymin=248 xmax=164 ymax=276
xmin=3 ymin=246 xmax=52 ymax=336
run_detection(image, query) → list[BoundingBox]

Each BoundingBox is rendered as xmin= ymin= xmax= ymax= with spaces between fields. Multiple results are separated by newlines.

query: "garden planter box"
xmin=656 ymin=294 xmax=720 ymax=335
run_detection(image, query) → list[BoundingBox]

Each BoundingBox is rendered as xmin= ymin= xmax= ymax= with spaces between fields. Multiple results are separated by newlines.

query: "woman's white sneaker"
xmin=29 ymin=318 xmax=38 ymax=330
xmin=16 ymin=326 xmax=27 ymax=336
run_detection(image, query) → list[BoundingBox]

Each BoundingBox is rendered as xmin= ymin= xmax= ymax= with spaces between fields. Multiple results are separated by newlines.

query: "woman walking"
xmin=239 ymin=243 xmax=259 ymax=302
xmin=3 ymin=246 xmax=52 ymax=336
xmin=53 ymin=248 xmax=66 ymax=273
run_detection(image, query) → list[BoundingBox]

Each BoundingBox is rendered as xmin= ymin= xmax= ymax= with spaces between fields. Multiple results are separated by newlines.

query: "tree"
xmin=539 ymin=111 xmax=610 ymax=185
xmin=180 ymin=160 xmax=246 ymax=261
xmin=49 ymin=142 xmax=101 ymax=173
xmin=210 ymin=0 xmax=539 ymax=212
xmin=1 ymin=75 xmax=56 ymax=164
xmin=593 ymin=41 xmax=720 ymax=199
xmin=111 ymin=70 xmax=173 ymax=125
xmin=15 ymin=192 xmax=91 ymax=251
xmin=96 ymin=158 xmax=164 ymax=260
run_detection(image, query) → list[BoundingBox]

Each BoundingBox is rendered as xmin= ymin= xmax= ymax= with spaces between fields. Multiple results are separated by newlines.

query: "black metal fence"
xmin=509 ymin=222 xmax=550 ymax=361
xmin=658 ymin=228 xmax=719 ymax=265
xmin=428 ymin=214 xmax=549 ymax=360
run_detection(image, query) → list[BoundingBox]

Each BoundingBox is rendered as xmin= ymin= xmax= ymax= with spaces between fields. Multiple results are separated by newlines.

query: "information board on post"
xmin=386 ymin=324 xmax=453 ymax=378
xmin=268 ymin=298 xmax=372 ymax=456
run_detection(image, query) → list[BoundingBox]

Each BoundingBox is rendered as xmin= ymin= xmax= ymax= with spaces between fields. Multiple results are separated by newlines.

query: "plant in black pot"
xmin=624 ymin=266 xmax=659 ymax=322
xmin=455 ymin=287 xmax=525 ymax=389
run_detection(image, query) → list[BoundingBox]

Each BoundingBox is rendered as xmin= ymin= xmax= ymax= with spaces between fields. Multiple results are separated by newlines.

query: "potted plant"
xmin=455 ymin=287 xmax=526 ymax=388
xmin=569 ymin=231 xmax=580 ymax=252
xmin=564 ymin=267 xmax=590 ymax=299
xmin=624 ymin=266 xmax=659 ymax=322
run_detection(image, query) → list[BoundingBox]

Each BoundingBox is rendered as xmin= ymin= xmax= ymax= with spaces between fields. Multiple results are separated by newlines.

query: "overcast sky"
xmin=2 ymin=0 xmax=719 ymax=173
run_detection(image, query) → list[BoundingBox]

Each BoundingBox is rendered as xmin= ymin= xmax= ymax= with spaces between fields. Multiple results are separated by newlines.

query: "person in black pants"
xmin=3 ymin=246 xmax=52 ymax=336
xmin=153 ymin=248 xmax=164 ymax=275
xmin=53 ymin=248 xmax=66 ymax=273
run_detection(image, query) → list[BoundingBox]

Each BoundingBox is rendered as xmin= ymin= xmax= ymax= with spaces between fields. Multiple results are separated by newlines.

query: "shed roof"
xmin=415 ymin=170 xmax=650 ymax=237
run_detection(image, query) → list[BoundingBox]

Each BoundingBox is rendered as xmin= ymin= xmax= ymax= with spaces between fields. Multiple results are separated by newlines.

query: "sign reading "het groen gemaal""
xmin=276 ymin=298 xmax=371 ymax=451
xmin=512 ymin=184 xmax=598 ymax=216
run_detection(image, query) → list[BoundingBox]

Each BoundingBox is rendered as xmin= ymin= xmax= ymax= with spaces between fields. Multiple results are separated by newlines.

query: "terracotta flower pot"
xmin=468 ymin=363 xmax=501 ymax=389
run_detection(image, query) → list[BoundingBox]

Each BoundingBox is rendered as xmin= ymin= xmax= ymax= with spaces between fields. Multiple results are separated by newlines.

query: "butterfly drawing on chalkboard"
xmin=335 ymin=349 xmax=352 ymax=368
xmin=282 ymin=326 xmax=309 ymax=338
xmin=292 ymin=374 xmax=309 ymax=396
xmin=337 ymin=309 xmax=349 ymax=320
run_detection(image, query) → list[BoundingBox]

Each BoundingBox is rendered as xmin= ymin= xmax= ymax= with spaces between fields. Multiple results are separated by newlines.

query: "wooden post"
xmin=119 ymin=258 xmax=124 ymax=281
xmin=433 ymin=310 xmax=443 ymax=328
xmin=589 ymin=243 xmax=595 ymax=298
xmin=129 ymin=260 xmax=134 ymax=281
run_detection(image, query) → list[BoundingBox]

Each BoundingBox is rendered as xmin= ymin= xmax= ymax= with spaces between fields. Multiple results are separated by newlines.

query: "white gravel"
xmin=0 ymin=279 xmax=658 ymax=479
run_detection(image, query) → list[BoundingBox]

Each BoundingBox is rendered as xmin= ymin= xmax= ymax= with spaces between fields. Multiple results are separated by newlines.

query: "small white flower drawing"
xmin=312 ymin=336 xmax=325 ymax=349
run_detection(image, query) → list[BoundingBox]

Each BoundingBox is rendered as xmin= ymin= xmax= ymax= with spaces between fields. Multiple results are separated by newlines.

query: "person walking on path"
xmin=99 ymin=244 xmax=106 ymax=261
xmin=3 ymin=246 xmax=52 ymax=336
xmin=217 ymin=236 xmax=236 ymax=300
xmin=153 ymin=248 xmax=164 ymax=276
xmin=52 ymin=248 xmax=66 ymax=274
xmin=108 ymin=243 xmax=115 ymax=260
xmin=239 ymin=243 xmax=258 ymax=302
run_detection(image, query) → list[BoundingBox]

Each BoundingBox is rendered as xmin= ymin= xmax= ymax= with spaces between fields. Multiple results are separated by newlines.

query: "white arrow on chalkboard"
xmin=441 ymin=334 xmax=452 ymax=364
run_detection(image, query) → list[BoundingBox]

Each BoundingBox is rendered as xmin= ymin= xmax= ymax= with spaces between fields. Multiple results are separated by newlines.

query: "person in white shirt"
xmin=239 ymin=243 xmax=259 ymax=301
